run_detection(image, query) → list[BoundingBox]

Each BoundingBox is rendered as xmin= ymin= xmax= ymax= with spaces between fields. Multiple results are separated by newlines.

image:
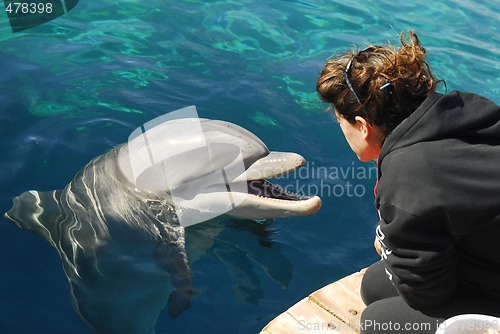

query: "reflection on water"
xmin=3 ymin=0 xmax=496 ymax=120
xmin=187 ymin=219 xmax=292 ymax=305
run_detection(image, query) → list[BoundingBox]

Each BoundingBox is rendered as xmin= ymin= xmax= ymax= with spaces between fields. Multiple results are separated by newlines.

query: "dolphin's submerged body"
xmin=5 ymin=117 xmax=321 ymax=334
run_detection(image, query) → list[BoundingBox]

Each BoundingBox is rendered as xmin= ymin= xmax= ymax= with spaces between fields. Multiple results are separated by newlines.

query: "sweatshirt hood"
xmin=379 ymin=91 xmax=500 ymax=161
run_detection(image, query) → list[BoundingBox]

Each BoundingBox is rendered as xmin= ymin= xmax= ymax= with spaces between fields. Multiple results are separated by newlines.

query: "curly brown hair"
xmin=316 ymin=31 xmax=442 ymax=135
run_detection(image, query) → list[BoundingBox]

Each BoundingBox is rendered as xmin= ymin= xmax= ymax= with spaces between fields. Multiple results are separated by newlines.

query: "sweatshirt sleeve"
xmin=376 ymin=204 xmax=458 ymax=309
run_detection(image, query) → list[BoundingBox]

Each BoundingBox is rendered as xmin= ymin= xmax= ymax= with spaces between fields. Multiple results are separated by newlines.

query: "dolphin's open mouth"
xmin=246 ymin=179 xmax=310 ymax=201
xmin=224 ymin=151 xmax=322 ymax=218
xmin=237 ymin=151 xmax=314 ymax=202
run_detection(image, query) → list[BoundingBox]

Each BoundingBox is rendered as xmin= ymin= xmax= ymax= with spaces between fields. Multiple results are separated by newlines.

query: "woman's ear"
xmin=354 ymin=116 xmax=371 ymax=140
xmin=355 ymin=115 xmax=385 ymax=152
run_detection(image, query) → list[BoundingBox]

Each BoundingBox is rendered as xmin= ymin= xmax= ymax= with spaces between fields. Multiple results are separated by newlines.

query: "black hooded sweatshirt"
xmin=375 ymin=91 xmax=500 ymax=309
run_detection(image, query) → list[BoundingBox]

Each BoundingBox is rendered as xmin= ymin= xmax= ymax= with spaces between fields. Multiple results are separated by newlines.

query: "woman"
xmin=316 ymin=31 xmax=500 ymax=333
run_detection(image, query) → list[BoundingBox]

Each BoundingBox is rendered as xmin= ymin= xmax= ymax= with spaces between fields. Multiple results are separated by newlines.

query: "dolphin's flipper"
xmin=154 ymin=240 xmax=193 ymax=318
xmin=4 ymin=190 xmax=63 ymax=246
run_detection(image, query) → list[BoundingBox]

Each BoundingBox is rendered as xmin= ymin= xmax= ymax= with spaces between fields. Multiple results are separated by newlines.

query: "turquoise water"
xmin=0 ymin=1 xmax=498 ymax=333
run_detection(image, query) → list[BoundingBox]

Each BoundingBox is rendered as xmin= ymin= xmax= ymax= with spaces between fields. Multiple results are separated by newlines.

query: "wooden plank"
xmin=260 ymin=269 xmax=366 ymax=334
xmin=288 ymin=297 xmax=357 ymax=334
xmin=309 ymin=270 xmax=366 ymax=332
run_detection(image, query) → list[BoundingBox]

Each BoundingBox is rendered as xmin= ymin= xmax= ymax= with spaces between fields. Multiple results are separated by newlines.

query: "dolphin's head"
xmin=117 ymin=118 xmax=321 ymax=226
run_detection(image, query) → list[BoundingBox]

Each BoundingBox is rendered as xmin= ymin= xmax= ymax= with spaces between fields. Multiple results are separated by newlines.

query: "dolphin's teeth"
xmin=246 ymin=179 xmax=310 ymax=202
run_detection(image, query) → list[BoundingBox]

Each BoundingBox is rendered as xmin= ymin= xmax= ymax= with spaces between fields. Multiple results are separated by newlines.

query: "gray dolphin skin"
xmin=4 ymin=117 xmax=321 ymax=334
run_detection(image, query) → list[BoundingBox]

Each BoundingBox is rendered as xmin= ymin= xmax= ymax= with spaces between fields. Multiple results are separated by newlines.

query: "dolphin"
xmin=4 ymin=117 xmax=321 ymax=334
